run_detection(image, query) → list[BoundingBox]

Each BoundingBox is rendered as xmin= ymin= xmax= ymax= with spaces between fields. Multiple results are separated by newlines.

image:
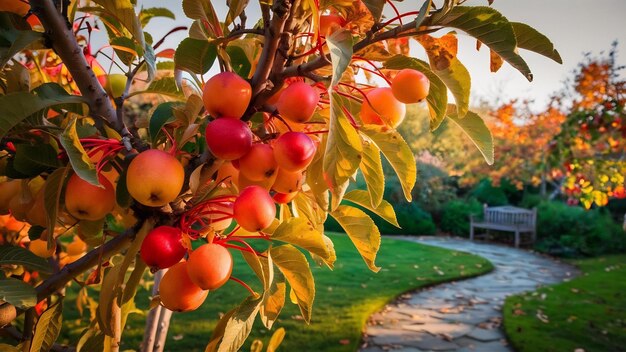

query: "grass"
xmin=58 ymin=233 xmax=493 ymax=351
xmin=503 ymin=255 xmax=626 ymax=352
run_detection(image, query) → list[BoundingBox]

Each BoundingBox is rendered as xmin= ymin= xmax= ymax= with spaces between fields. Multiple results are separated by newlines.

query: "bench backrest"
xmin=483 ymin=204 xmax=536 ymax=226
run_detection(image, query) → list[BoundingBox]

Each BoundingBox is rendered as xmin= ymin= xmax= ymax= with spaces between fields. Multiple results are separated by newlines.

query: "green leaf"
xmin=0 ymin=90 xmax=85 ymax=139
xmin=343 ymin=189 xmax=399 ymax=227
xmin=447 ymin=107 xmax=494 ymax=165
xmin=0 ymin=277 xmax=37 ymax=309
xmin=115 ymin=166 xmax=131 ymax=208
xmin=323 ymin=93 xmax=362 ymax=209
xmin=139 ymin=7 xmax=175 ymax=27
xmin=385 ymin=55 xmax=448 ymax=130
xmin=92 ymin=0 xmax=144 ymax=53
xmin=30 ymin=300 xmax=63 ymax=352
xmin=143 ymin=43 xmax=157 ymax=83
xmin=326 ymin=29 xmax=353 ymax=88
xmin=174 ymin=38 xmax=217 ymax=75
xmin=414 ymin=0 xmax=432 ymax=29
xmin=217 ymin=296 xmax=262 ymax=352
xmin=359 ymin=138 xmax=384 ymax=207
xmin=59 ymin=117 xmax=99 ymax=186
xmin=182 ymin=0 xmax=221 ymax=38
xmin=0 ymin=245 xmax=52 ymax=274
xmin=271 ymin=218 xmax=331 ymax=264
xmin=270 ymin=244 xmax=315 ymax=323
xmin=110 ymin=36 xmax=138 ymax=65
xmin=360 ymin=125 xmax=416 ymax=202
xmin=0 ymin=30 xmax=43 ymax=68
xmin=44 ymin=167 xmax=70 ymax=249
xmin=330 ymin=205 xmax=381 ymax=272
xmin=511 ymin=22 xmax=562 ymax=64
xmin=224 ymin=0 xmax=248 ymax=27
xmin=435 ymin=6 xmax=533 ymax=81
xmin=13 ymin=144 xmax=61 ymax=177
xmin=361 ymin=0 xmax=385 ymax=21
xmin=433 ymin=57 xmax=471 ymax=118
xmin=129 ymin=77 xmax=185 ymax=99
xmin=226 ymin=45 xmax=251 ymax=79
xmin=149 ymin=102 xmax=181 ymax=143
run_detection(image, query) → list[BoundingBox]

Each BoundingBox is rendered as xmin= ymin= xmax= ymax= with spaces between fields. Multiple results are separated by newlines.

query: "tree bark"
xmin=141 ymin=269 xmax=167 ymax=352
xmin=29 ymin=0 xmax=118 ymax=129
xmin=35 ymin=228 xmax=136 ymax=302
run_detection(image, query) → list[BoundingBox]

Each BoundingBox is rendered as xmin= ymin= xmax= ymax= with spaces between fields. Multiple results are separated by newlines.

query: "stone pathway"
xmin=360 ymin=237 xmax=578 ymax=352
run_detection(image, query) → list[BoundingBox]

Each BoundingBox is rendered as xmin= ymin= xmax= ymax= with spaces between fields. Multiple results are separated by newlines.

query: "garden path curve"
xmin=360 ymin=237 xmax=578 ymax=352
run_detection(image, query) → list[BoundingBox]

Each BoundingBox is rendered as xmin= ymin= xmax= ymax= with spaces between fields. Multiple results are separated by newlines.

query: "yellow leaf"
xmin=344 ymin=189 xmax=399 ymax=227
xmin=271 ymin=245 xmax=315 ymax=323
xmin=359 ymin=138 xmax=385 ymax=207
xmin=360 ymin=125 xmax=416 ymax=202
xmin=271 ymin=218 xmax=332 ymax=265
xmin=323 ymin=93 xmax=363 ymax=209
xmin=330 ymin=205 xmax=381 ymax=272
xmin=266 ymin=328 xmax=286 ymax=352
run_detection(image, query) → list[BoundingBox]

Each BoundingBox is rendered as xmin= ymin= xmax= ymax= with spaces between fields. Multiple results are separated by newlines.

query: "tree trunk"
xmin=141 ymin=270 xmax=164 ymax=352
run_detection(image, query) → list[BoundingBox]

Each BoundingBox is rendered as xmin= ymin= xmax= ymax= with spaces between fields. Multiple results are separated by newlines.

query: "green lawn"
xmin=59 ymin=234 xmax=492 ymax=351
xmin=503 ymin=255 xmax=626 ymax=352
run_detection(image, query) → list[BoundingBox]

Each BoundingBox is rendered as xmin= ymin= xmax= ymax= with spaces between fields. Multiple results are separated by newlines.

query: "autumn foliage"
xmin=0 ymin=0 xmax=561 ymax=351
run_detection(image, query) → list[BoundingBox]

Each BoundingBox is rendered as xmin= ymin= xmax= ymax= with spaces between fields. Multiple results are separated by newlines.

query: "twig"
xmin=35 ymin=222 xmax=143 ymax=302
xmin=249 ymin=0 xmax=293 ymax=95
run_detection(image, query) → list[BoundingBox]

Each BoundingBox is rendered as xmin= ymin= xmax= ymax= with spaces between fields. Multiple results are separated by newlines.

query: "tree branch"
xmin=35 ymin=224 xmax=142 ymax=302
xmin=249 ymin=0 xmax=293 ymax=95
xmin=29 ymin=0 xmax=118 ymax=130
xmin=280 ymin=20 xmax=441 ymax=79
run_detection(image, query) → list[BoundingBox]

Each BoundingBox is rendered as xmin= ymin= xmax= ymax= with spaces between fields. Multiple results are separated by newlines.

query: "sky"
xmin=135 ymin=0 xmax=626 ymax=110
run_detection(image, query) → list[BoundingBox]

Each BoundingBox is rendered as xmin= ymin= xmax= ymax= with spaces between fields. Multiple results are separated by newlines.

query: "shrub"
xmin=440 ymin=199 xmax=483 ymax=237
xmin=469 ymin=179 xmax=508 ymax=206
xmin=519 ymin=192 xmax=543 ymax=208
xmin=534 ymin=201 xmax=626 ymax=257
xmin=378 ymin=202 xmax=436 ymax=235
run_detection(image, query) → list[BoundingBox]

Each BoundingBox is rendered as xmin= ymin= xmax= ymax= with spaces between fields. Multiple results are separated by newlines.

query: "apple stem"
xmin=229 ymin=276 xmax=256 ymax=296
xmin=221 ymin=242 xmax=267 ymax=258
xmin=160 ymin=128 xmax=177 ymax=155
xmin=384 ymin=0 xmax=403 ymax=25
xmin=380 ymin=11 xmax=421 ymax=28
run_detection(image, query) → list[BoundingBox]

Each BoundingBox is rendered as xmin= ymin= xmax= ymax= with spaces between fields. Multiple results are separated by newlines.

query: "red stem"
xmin=380 ymin=11 xmax=420 ymax=28
xmin=385 ymin=0 xmax=403 ymax=25
xmin=229 ymin=276 xmax=256 ymax=295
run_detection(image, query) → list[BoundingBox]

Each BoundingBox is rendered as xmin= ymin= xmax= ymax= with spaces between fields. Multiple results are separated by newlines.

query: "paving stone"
xmin=402 ymin=323 xmax=473 ymax=339
xmin=360 ymin=347 xmax=386 ymax=352
xmin=457 ymin=340 xmax=509 ymax=352
xmin=466 ymin=328 xmax=504 ymax=342
xmin=359 ymin=237 xmax=579 ymax=352
xmin=411 ymin=336 xmax=459 ymax=351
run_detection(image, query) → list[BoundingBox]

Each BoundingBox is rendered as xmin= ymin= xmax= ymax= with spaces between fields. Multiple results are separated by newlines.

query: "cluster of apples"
xmin=361 ymin=69 xmax=431 ymax=128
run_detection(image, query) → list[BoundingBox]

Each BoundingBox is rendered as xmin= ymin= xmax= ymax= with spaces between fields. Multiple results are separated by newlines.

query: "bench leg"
xmin=470 ymin=225 xmax=474 ymax=241
xmin=514 ymin=231 xmax=520 ymax=248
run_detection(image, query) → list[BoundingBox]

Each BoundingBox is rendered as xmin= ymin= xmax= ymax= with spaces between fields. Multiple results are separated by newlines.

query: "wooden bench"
xmin=470 ymin=204 xmax=537 ymax=248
